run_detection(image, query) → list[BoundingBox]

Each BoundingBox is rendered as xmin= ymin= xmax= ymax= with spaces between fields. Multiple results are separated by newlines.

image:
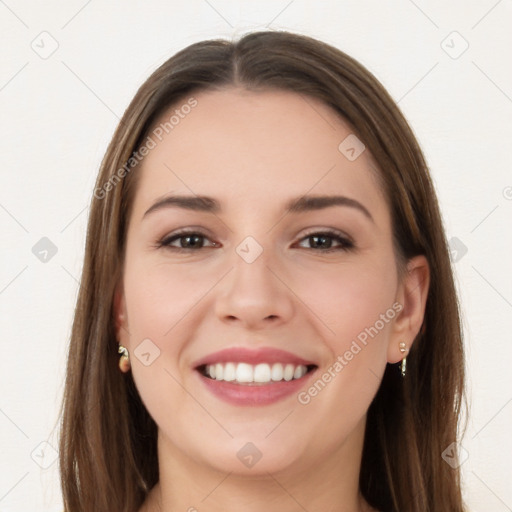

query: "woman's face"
xmin=116 ymin=87 xmax=427 ymax=476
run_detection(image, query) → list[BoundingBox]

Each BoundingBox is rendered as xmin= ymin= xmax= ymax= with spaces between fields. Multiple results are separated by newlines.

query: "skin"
xmin=115 ymin=87 xmax=430 ymax=512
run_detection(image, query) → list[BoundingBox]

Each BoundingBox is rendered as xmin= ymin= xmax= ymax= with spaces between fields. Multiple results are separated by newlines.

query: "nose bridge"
xmin=214 ymin=235 xmax=294 ymax=327
xmin=232 ymin=241 xmax=274 ymax=295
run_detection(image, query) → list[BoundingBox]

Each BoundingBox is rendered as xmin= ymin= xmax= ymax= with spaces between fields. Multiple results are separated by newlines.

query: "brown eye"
xmin=159 ymin=231 xmax=217 ymax=251
xmin=297 ymin=230 xmax=354 ymax=252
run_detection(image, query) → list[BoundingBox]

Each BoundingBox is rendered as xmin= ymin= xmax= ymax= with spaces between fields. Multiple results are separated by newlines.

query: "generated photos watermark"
xmin=94 ymin=96 xmax=198 ymax=200
xmin=297 ymin=301 xmax=403 ymax=405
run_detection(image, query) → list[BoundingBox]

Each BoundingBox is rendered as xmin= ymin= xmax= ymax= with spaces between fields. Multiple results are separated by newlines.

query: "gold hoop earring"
xmin=399 ymin=341 xmax=408 ymax=378
xmin=118 ymin=344 xmax=131 ymax=372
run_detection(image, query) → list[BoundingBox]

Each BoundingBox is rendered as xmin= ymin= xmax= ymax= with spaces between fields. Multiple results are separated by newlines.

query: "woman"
xmin=58 ymin=30 xmax=466 ymax=511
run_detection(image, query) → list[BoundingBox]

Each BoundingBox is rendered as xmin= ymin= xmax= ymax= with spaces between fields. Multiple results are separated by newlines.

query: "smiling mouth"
xmin=197 ymin=362 xmax=317 ymax=385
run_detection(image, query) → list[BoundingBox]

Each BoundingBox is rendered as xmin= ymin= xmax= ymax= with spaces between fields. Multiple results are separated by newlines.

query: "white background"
xmin=1 ymin=1 xmax=511 ymax=511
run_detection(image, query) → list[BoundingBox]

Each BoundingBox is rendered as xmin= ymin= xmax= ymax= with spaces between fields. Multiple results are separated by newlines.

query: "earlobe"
xmin=387 ymin=255 xmax=430 ymax=364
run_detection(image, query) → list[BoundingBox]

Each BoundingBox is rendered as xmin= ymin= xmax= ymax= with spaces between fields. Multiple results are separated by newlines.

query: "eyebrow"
xmin=143 ymin=194 xmax=374 ymax=223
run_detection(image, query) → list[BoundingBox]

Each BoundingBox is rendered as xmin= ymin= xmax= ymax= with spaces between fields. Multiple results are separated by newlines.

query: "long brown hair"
xmin=58 ymin=30 xmax=466 ymax=511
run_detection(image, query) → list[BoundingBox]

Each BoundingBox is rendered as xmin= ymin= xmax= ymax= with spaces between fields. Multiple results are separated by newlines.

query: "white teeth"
xmin=223 ymin=362 xmax=236 ymax=381
xmin=203 ymin=362 xmax=309 ymax=384
xmin=271 ymin=363 xmax=284 ymax=381
xmin=294 ymin=365 xmax=307 ymax=379
xmin=254 ymin=363 xmax=271 ymax=383
xmin=215 ymin=363 xmax=224 ymax=380
xmin=235 ymin=363 xmax=253 ymax=383
xmin=283 ymin=363 xmax=295 ymax=381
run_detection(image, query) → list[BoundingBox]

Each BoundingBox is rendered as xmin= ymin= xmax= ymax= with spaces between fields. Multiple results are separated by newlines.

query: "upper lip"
xmin=192 ymin=347 xmax=317 ymax=368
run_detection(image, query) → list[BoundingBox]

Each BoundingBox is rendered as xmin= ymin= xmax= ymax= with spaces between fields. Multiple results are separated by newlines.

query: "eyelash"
xmin=156 ymin=229 xmax=355 ymax=253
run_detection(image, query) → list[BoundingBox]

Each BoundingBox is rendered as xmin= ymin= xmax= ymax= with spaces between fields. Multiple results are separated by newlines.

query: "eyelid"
xmin=294 ymin=228 xmax=355 ymax=252
xmin=157 ymin=227 xmax=355 ymax=252
xmin=158 ymin=228 xmax=217 ymax=248
xmin=298 ymin=227 xmax=354 ymax=244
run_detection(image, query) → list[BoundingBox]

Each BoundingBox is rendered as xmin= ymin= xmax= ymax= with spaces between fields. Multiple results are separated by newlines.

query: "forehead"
xmin=133 ymin=87 xmax=388 ymax=222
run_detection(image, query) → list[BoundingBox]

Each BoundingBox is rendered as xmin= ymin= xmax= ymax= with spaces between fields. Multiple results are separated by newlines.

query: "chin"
xmin=196 ymin=438 xmax=308 ymax=477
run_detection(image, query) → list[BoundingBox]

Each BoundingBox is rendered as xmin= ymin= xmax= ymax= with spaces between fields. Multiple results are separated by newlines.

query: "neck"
xmin=141 ymin=416 xmax=374 ymax=512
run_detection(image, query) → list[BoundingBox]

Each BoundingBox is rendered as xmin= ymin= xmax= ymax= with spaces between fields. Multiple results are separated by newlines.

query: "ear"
xmin=113 ymin=281 xmax=129 ymax=344
xmin=387 ymin=255 xmax=430 ymax=363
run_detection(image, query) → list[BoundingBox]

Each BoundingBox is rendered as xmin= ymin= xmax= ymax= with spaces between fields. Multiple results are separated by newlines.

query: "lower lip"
xmin=196 ymin=370 xmax=316 ymax=406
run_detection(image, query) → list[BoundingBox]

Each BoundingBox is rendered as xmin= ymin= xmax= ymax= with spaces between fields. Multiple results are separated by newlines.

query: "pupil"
xmin=312 ymin=235 xmax=331 ymax=248
xmin=183 ymin=235 xmax=202 ymax=247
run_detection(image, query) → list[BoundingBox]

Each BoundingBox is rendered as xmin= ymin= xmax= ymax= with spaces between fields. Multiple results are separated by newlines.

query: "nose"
xmin=214 ymin=247 xmax=295 ymax=331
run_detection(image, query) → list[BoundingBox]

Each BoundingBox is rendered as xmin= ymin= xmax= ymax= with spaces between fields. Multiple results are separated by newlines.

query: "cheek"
xmin=282 ymin=278 xmax=396 ymax=467
xmin=292 ymin=258 xmax=397 ymax=351
xmin=122 ymin=261 xmax=201 ymax=427
xmin=292 ymin=261 xmax=396 ymax=428
xmin=123 ymin=258 xmax=208 ymax=340
xmin=121 ymin=256 xmax=221 ymax=405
